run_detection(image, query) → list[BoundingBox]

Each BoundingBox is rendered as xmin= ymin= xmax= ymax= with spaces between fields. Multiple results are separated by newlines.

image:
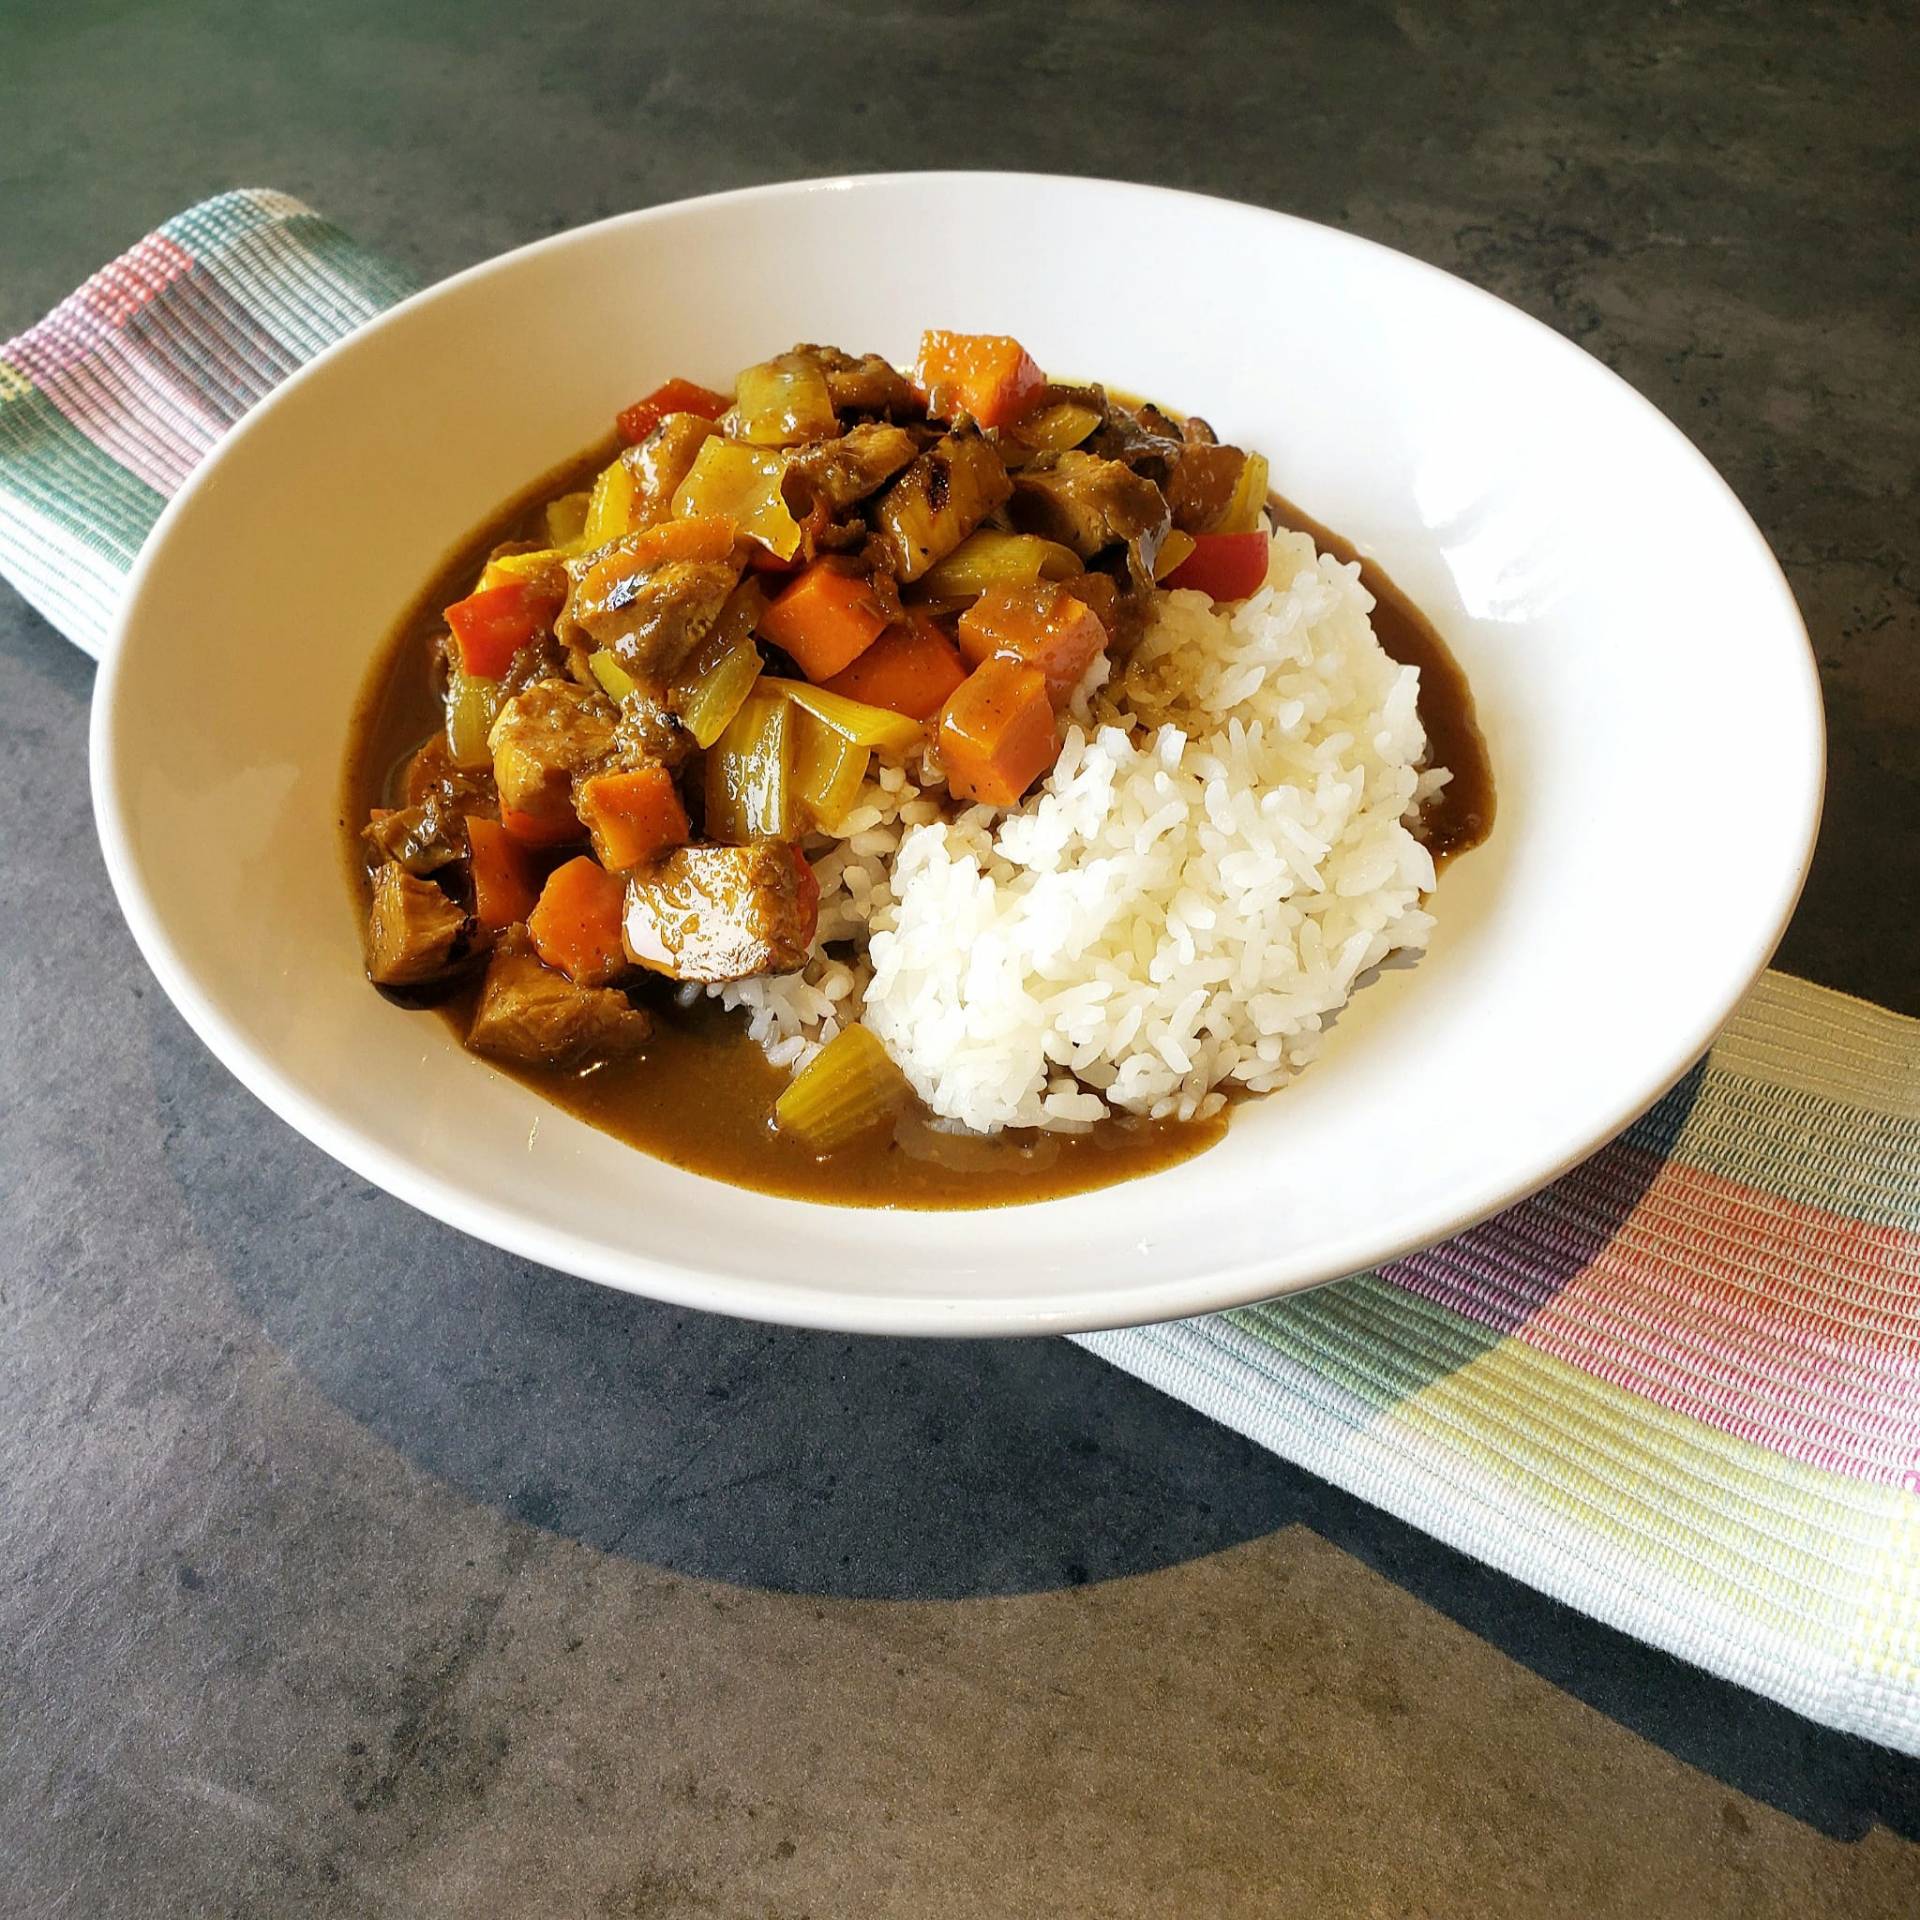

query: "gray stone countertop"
xmin=3 ymin=3 xmax=1916 ymax=1914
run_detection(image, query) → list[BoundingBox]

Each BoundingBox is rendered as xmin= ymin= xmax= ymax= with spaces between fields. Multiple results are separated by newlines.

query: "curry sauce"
xmin=344 ymin=436 xmax=1491 ymax=1210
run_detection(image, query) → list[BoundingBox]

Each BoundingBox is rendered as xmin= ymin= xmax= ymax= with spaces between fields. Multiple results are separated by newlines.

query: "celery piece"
xmin=916 ymin=530 xmax=1082 ymax=602
xmin=545 ymin=491 xmax=591 ymax=547
xmin=478 ymin=546 xmax=571 ymax=597
xmin=731 ymin=353 xmax=837 ymax=448
xmin=674 ymin=632 xmax=762 ymax=749
xmin=704 ymin=691 xmax=798 ymax=842
xmin=587 ymin=649 xmax=640 ymax=704
xmin=1216 ymin=452 xmax=1270 ymax=535
xmin=445 ymin=668 xmax=501 ymax=770
xmin=1152 ymin=530 xmax=1198 ymax=582
xmin=582 ymin=458 xmax=639 ymax=548
xmin=1016 ymin=401 xmax=1102 ymax=454
xmin=760 ymin=678 xmax=924 ymax=756
xmin=670 ymin=578 xmax=766 ymax=747
xmin=774 ymin=1024 xmax=912 ymax=1151
xmin=792 ymin=709 xmax=872 ymax=832
xmin=671 ymin=439 xmax=802 ymax=560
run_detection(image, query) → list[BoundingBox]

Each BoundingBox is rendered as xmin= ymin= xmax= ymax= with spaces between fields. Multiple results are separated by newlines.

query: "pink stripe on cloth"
xmin=1523 ymin=1161 xmax=1920 ymax=1488
xmin=2 ymin=232 xmax=196 ymax=380
xmin=34 ymin=337 xmax=225 ymax=496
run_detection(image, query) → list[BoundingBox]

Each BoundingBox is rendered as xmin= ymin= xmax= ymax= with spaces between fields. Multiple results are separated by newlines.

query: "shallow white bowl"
xmin=92 ymin=173 xmax=1822 ymax=1335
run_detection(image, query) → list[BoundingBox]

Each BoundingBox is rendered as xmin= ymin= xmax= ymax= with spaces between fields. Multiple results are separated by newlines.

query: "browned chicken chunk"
xmin=487 ymin=677 xmax=620 ymax=821
xmin=623 ymin=843 xmax=820 ymax=983
xmin=1166 ymin=442 xmax=1249 ymax=532
xmin=785 ymin=423 xmax=920 ymax=518
xmin=467 ymin=942 xmax=652 ymax=1067
xmin=363 ymin=796 xmax=468 ymax=876
xmin=561 ymin=550 xmax=740 ymax=681
xmin=402 ymin=734 xmax=498 ymax=815
xmin=367 ymin=861 xmax=470 ymax=986
xmin=871 ymin=430 xmax=1012 ymax=582
xmin=795 ymin=344 xmax=922 ymax=418
xmin=1010 ymin=450 xmax=1172 ymax=558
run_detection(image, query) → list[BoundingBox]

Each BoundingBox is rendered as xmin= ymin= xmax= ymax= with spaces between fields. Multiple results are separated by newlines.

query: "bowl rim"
xmin=88 ymin=169 xmax=1827 ymax=1335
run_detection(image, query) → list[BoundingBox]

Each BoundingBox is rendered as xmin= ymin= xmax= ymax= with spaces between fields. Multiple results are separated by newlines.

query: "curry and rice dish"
xmin=345 ymin=332 xmax=1491 ymax=1206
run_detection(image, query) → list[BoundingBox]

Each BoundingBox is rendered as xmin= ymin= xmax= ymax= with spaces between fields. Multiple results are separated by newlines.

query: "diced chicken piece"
xmin=487 ymin=679 xmax=619 ymax=819
xmin=499 ymin=629 xmax=569 ymax=699
xmin=363 ymin=797 xmax=468 ymax=876
xmin=561 ymin=554 xmax=739 ymax=682
xmin=1009 ymin=450 xmax=1171 ymax=558
xmin=367 ymin=861 xmax=469 ymax=986
xmin=623 ymin=843 xmax=820 ymax=983
xmin=611 ymin=686 xmax=696 ymax=771
xmin=1166 ymin=442 xmax=1249 ymax=533
xmin=621 ymin=411 xmax=720 ymax=526
xmin=467 ymin=942 xmax=652 ymax=1067
xmin=871 ymin=431 xmax=1013 ymax=584
xmin=402 ymin=733 xmax=498 ymax=814
xmin=794 ymin=344 xmax=922 ymax=418
xmin=785 ymin=423 xmax=920 ymax=518
xmin=1085 ymin=401 xmax=1184 ymax=484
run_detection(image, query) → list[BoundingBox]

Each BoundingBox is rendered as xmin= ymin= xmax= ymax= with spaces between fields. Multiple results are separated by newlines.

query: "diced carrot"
xmin=822 ymin=613 xmax=968 ymax=720
xmin=616 ymin=377 xmax=732 ymax=446
xmin=914 ymin=331 xmax=1047 ymax=430
xmin=575 ymin=765 xmax=691 ymax=870
xmin=500 ymin=803 xmax=584 ymax=850
xmin=757 ymin=562 xmax=892 ymax=681
xmin=465 ymin=815 xmax=540 ymax=929
xmin=527 ymin=855 xmax=630 ymax=986
xmin=956 ymin=582 xmax=1108 ymax=705
xmin=444 ymin=578 xmax=561 ymax=678
xmin=937 ymin=657 xmax=1058 ymax=807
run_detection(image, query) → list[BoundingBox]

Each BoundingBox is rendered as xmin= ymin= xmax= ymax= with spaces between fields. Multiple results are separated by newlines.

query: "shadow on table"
xmin=151 ymin=1018 xmax=1920 ymax=1846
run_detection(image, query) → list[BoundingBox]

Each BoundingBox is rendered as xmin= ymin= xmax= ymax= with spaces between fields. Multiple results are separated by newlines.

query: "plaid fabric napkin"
xmin=6 ymin=190 xmax=1916 ymax=1751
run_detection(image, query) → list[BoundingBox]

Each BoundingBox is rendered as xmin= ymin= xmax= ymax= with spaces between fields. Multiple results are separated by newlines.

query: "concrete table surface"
xmin=3 ymin=3 xmax=1917 ymax=1914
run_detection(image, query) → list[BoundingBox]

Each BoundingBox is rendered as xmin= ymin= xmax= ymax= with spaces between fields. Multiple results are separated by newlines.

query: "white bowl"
xmin=91 ymin=173 xmax=1823 ymax=1335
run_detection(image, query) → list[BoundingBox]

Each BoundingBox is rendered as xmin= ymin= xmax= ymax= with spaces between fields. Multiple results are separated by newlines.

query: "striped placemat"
xmin=5 ymin=190 xmax=1915 ymax=1751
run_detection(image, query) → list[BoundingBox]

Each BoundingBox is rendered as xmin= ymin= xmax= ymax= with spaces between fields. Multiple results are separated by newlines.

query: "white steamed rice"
xmin=705 ymin=527 xmax=1448 ymax=1133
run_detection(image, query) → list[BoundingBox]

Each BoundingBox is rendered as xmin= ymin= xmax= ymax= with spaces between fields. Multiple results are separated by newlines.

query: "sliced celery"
xmin=587 ymin=648 xmax=640 ymax=704
xmin=792 ymin=710 xmax=872 ymax=831
xmin=674 ymin=632 xmax=762 ymax=749
xmin=1016 ymin=401 xmax=1102 ymax=454
xmin=478 ymin=546 xmax=572 ymax=595
xmin=1217 ymin=452 xmax=1271 ymax=535
xmin=582 ymin=458 xmax=639 ymax=548
xmin=545 ymin=491 xmax=591 ymax=547
xmin=916 ymin=530 xmax=1083 ymax=602
xmin=704 ymin=691 xmax=798 ymax=842
xmin=1153 ymin=530 xmax=1197 ymax=581
xmin=731 ymin=353 xmax=837 ymax=447
xmin=671 ymin=439 xmax=802 ymax=560
xmin=759 ymin=678 xmax=924 ymax=756
xmin=774 ymin=1024 xmax=912 ymax=1151
xmin=444 ymin=668 xmax=502 ymax=770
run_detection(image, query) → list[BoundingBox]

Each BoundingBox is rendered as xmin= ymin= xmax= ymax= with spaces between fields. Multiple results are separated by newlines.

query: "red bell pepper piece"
xmin=615 ymin=377 xmax=732 ymax=446
xmin=1162 ymin=531 xmax=1271 ymax=602
xmin=444 ymin=578 xmax=560 ymax=678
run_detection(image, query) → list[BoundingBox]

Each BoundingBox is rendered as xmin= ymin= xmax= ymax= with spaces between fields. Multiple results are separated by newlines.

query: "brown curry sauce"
xmin=343 ymin=447 xmax=1492 ymax=1210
